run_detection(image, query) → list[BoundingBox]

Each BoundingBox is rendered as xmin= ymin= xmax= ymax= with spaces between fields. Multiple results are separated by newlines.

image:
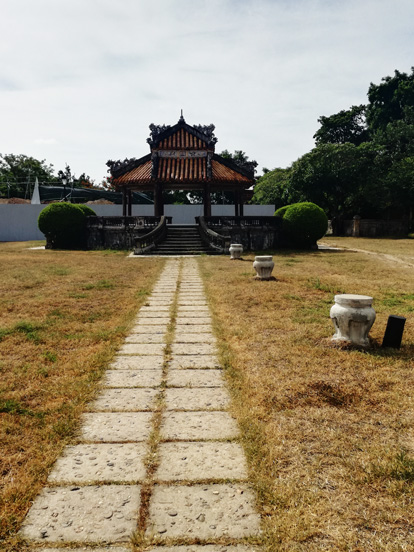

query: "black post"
xmin=122 ymin=187 xmax=127 ymax=217
xmin=382 ymin=315 xmax=406 ymax=348
xmin=127 ymin=190 xmax=132 ymax=216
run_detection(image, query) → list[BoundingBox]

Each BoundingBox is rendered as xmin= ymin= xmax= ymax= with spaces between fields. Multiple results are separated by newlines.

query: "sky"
xmin=1 ymin=0 xmax=413 ymax=183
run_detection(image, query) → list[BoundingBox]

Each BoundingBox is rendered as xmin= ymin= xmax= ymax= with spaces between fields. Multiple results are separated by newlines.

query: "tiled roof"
xmin=115 ymin=156 xmax=252 ymax=187
xmin=111 ymin=118 xmax=254 ymax=189
xmin=156 ymin=128 xmax=208 ymax=150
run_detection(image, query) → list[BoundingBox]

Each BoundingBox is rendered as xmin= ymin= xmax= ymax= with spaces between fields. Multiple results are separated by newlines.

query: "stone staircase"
xmin=153 ymin=225 xmax=217 ymax=255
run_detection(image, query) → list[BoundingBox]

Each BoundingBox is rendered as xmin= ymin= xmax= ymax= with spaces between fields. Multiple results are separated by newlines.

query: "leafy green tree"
xmin=251 ymin=168 xmax=291 ymax=206
xmin=219 ymin=149 xmax=258 ymax=175
xmin=0 ymin=154 xmax=55 ymax=198
xmin=288 ymin=142 xmax=382 ymax=218
xmin=366 ymin=68 xmax=414 ymax=133
xmin=314 ymin=105 xmax=368 ymax=146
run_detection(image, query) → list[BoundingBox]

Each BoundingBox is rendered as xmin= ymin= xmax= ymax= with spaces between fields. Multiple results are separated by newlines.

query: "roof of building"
xmin=107 ymin=116 xmax=255 ymax=191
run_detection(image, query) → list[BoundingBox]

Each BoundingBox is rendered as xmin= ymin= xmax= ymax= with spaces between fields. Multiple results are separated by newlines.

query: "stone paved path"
xmin=20 ymin=259 xmax=261 ymax=552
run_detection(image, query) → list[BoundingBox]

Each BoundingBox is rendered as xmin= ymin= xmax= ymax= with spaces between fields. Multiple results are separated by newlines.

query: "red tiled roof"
xmin=156 ymin=128 xmax=209 ymax=150
xmin=112 ymin=119 xmax=254 ymax=190
xmin=115 ymin=156 xmax=252 ymax=187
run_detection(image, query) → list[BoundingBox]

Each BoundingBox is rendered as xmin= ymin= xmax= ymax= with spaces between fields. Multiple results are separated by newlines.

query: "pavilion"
xmin=107 ymin=115 xmax=255 ymax=218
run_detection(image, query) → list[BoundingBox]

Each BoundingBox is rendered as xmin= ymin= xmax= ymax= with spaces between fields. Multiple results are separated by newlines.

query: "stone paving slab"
xmin=138 ymin=311 xmax=172 ymax=318
xmin=91 ymin=388 xmax=158 ymax=411
xmin=156 ymin=442 xmax=247 ymax=481
xmin=171 ymin=343 xmax=218 ymax=355
xmin=48 ymin=443 xmax=147 ymax=483
xmin=177 ymin=306 xmax=209 ymax=312
xmin=147 ymin=484 xmax=260 ymax=539
xmin=173 ymin=333 xmax=216 ymax=344
xmin=125 ymin=333 xmax=166 ymax=344
xmin=103 ymin=369 xmax=162 ymax=388
xmin=179 ymin=289 xmax=204 ymax=293
xmin=161 ymin=412 xmax=239 ymax=440
xmin=134 ymin=317 xmax=170 ymax=325
xmin=174 ymin=325 xmax=213 ymax=334
xmin=167 ymin=370 xmax=224 ymax=388
xmin=147 ymin=547 xmax=258 ymax=552
xmin=169 ymin=355 xmax=220 ymax=369
xmin=178 ymin=299 xmax=205 ymax=303
xmin=176 ymin=317 xmax=213 ymax=325
xmin=118 ymin=343 xmax=165 ymax=355
xmin=140 ymin=305 xmax=170 ymax=312
xmin=165 ymin=388 xmax=229 ymax=410
xmin=177 ymin=300 xmax=208 ymax=305
xmin=80 ymin=413 xmax=152 ymax=442
xmin=110 ymin=356 xmax=164 ymax=370
xmin=20 ymin=485 xmax=141 ymax=543
xmin=152 ymin=289 xmax=177 ymax=293
xmin=130 ymin=325 xmax=167 ymax=334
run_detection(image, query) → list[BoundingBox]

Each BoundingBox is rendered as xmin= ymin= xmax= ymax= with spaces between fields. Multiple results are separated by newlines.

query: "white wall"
xmin=0 ymin=204 xmax=276 ymax=242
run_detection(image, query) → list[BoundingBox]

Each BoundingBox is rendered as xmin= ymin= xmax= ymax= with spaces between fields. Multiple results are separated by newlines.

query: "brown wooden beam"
xmin=122 ymin=187 xmax=127 ymax=217
xmin=154 ymin=183 xmax=164 ymax=217
xmin=203 ymin=183 xmax=211 ymax=217
xmin=127 ymin=189 xmax=132 ymax=216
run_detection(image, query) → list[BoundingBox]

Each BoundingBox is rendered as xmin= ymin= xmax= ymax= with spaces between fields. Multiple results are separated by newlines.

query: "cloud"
xmin=1 ymin=0 xmax=414 ymax=180
xmin=34 ymin=138 xmax=57 ymax=145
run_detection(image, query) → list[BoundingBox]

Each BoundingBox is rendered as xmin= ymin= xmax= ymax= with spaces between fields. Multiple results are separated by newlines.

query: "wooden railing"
xmin=196 ymin=216 xmax=231 ymax=253
xmin=134 ymin=216 xmax=169 ymax=255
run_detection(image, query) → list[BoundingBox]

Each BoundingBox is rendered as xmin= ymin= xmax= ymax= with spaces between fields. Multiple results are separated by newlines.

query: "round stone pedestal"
xmin=229 ymin=244 xmax=243 ymax=260
xmin=330 ymin=294 xmax=376 ymax=347
xmin=253 ymin=256 xmax=274 ymax=280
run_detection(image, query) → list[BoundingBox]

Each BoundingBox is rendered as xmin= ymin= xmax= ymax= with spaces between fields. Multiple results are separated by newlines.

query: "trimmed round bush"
xmin=274 ymin=204 xmax=298 ymax=218
xmin=77 ymin=204 xmax=96 ymax=217
xmin=38 ymin=203 xmax=96 ymax=249
xmin=282 ymin=202 xmax=328 ymax=247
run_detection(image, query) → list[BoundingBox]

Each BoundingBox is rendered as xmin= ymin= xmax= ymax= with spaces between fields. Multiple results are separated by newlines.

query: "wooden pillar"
xmin=203 ymin=183 xmax=211 ymax=217
xmin=154 ymin=183 xmax=164 ymax=217
xmin=239 ymin=191 xmax=244 ymax=217
xmin=122 ymin=187 xmax=127 ymax=217
xmin=234 ymin=189 xmax=239 ymax=217
xmin=127 ymin=189 xmax=132 ymax=216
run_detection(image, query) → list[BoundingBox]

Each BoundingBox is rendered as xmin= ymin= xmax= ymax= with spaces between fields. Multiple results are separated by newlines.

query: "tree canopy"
xmin=314 ymin=105 xmax=368 ymax=146
xmin=253 ymin=68 xmax=414 ymax=223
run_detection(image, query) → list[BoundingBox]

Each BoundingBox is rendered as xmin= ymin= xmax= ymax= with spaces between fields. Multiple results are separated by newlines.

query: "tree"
xmin=366 ymin=68 xmax=414 ymax=134
xmin=57 ymin=165 xmax=95 ymax=189
xmin=251 ymin=168 xmax=291 ymax=206
xmin=219 ymin=149 xmax=258 ymax=176
xmin=288 ymin=142 xmax=383 ymax=218
xmin=314 ymin=105 xmax=368 ymax=146
xmin=0 ymin=154 xmax=55 ymax=198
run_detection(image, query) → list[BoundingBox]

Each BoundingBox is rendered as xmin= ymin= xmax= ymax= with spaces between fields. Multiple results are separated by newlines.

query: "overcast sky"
xmin=1 ymin=0 xmax=413 ymax=183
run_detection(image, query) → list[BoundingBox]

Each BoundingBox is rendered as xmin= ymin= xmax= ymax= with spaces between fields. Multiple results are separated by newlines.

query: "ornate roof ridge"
xmin=147 ymin=118 xmax=218 ymax=148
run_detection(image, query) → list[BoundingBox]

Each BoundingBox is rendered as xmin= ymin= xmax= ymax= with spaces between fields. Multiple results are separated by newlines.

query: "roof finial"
xmin=179 ymin=109 xmax=185 ymax=122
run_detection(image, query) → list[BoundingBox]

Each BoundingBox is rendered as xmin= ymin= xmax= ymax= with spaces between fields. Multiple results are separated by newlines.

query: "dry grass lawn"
xmin=200 ymin=243 xmax=414 ymax=552
xmin=0 ymin=242 xmax=163 ymax=551
xmin=322 ymin=236 xmax=414 ymax=267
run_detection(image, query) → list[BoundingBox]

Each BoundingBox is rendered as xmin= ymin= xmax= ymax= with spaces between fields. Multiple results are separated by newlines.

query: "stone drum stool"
xmin=330 ymin=294 xmax=376 ymax=347
xmin=229 ymin=244 xmax=243 ymax=260
xmin=253 ymin=256 xmax=275 ymax=280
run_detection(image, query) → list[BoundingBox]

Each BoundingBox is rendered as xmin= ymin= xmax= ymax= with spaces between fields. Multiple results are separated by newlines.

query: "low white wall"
xmin=0 ymin=204 xmax=276 ymax=242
